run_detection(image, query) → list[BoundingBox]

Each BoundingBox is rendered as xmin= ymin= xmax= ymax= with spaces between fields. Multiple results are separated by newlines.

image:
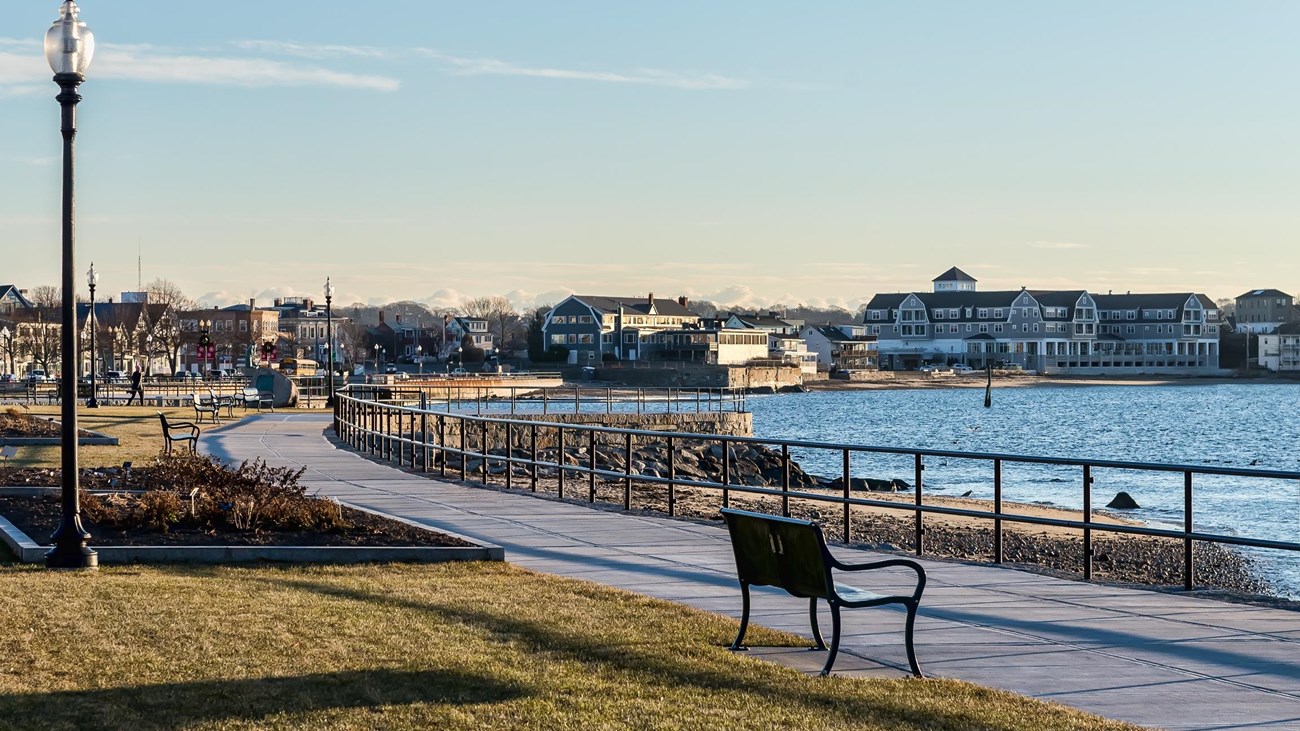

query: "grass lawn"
xmin=0 ymin=562 xmax=1140 ymax=731
xmin=4 ymin=406 xmax=247 ymax=469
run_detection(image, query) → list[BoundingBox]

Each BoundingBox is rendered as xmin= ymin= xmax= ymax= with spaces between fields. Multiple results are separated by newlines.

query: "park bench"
xmin=157 ymin=412 xmax=199 ymax=455
xmin=192 ymin=392 xmax=221 ymax=424
xmin=241 ymin=387 xmax=274 ymax=412
xmin=207 ymin=388 xmax=236 ymax=419
xmin=720 ymin=508 xmax=927 ymax=677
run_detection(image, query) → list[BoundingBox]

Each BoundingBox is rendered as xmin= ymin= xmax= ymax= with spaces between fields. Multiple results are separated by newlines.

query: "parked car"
xmin=384 ymin=364 xmax=397 ymax=374
xmin=173 ymin=370 xmax=201 ymax=381
xmin=917 ymin=365 xmax=937 ymax=373
xmin=951 ymin=364 xmax=975 ymax=373
xmin=450 ymin=368 xmax=468 ymax=376
xmin=105 ymin=370 xmax=126 ymax=382
xmin=25 ymin=370 xmax=49 ymax=384
xmin=0 ymin=373 xmax=13 ymax=384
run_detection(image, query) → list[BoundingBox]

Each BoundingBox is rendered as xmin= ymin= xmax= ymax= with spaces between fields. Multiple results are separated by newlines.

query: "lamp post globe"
xmin=85 ymin=262 xmax=98 ymax=408
xmin=46 ymin=0 xmax=96 ymax=569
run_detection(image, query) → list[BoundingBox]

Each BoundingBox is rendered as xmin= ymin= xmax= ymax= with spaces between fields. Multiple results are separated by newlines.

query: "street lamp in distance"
xmin=324 ymin=278 xmax=335 ymax=407
xmin=45 ymin=0 xmax=96 ymax=570
xmin=416 ymin=345 xmax=423 ymax=377
xmin=85 ymin=261 xmax=98 ymax=408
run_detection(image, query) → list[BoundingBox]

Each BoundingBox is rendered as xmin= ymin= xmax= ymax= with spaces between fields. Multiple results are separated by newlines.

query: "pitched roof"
xmin=932 ymin=266 xmax=976 ymax=283
xmin=1236 ymin=289 xmax=1292 ymax=300
xmin=728 ymin=312 xmax=793 ymax=329
xmin=0 ymin=285 xmax=34 ymax=309
xmin=571 ymin=295 xmax=696 ymax=317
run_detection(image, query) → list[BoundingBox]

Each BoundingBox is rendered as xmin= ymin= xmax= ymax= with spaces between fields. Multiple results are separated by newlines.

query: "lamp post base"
xmin=46 ymin=514 xmax=97 ymax=569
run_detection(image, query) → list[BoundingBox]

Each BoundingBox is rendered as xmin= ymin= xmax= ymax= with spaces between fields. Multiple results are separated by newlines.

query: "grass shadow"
xmin=0 ymin=667 xmax=528 ymax=730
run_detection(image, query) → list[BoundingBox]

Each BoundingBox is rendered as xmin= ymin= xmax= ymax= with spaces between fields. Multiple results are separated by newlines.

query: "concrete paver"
xmin=205 ymin=414 xmax=1300 ymax=731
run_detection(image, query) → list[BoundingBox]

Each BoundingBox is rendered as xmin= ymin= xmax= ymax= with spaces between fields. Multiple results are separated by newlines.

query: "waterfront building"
xmin=1233 ymin=289 xmax=1298 ymax=333
xmin=542 ymin=294 xmax=700 ymax=364
xmin=219 ymin=299 xmax=282 ymax=367
xmin=800 ymin=324 xmax=879 ymax=371
xmin=648 ymin=328 xmax=770 ymax=365
xmin=862 ymin=268 xmax=1223 ymax=374
xmin=1257 ymin=323 xmax=1300 ymax=372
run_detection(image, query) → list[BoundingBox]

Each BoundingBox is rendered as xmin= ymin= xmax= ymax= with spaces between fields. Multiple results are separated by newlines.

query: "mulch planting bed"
xmin=0 ymin=493 xmax=471 ymax=548
xmin=0 ymin=409 xmax=96 ymax=439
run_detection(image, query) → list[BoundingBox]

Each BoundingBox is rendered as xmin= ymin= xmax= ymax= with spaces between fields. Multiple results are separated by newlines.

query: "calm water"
xmin=747 ymin=384 xmax=1300 ymax=598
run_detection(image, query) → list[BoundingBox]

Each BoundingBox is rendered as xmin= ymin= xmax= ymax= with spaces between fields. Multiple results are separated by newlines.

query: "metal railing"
xmin=332 ymin=389 xmax=1300 ymax=592
xmin=343 ymin=384 xmax=748 ymax=415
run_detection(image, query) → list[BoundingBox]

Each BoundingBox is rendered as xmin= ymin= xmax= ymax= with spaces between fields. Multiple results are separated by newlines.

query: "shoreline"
xmin=803 ymin=374 xmax=1299 ymax=392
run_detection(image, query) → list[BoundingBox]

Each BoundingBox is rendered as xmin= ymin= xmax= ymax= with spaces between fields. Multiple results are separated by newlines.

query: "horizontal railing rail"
xmin=332 ymin=389 xmax=1300 ymax=593
xmin=338 ymin=383 xmax=748 ymax=415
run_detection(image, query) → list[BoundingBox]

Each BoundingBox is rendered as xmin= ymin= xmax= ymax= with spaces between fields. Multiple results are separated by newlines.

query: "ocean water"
xmin=747 ymin=384 xmax=1300 ymax=598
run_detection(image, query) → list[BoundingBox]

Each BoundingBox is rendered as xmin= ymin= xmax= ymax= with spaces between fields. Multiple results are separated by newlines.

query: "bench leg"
xmin=904 ymin=602 xmax=923 ymax=678
xmin=820 ymin=603 xmax=842 ymax=677
xmin=809 ymin=598 xmax=827 ymax=651
xmin=729 ymin=581 xmax=751 ymax=652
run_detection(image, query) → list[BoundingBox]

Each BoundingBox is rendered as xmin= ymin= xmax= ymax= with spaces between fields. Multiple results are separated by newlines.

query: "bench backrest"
xmin=243 ymin=387 xmax=259 ymax=397
xmin=720 ymin=508 xmax=832 ymax=600
xmin=157 ymin=411 xmax=172 ymax=430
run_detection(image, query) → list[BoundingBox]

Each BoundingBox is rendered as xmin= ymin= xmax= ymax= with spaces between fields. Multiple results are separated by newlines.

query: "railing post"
xmin=606 ymin=387 xmax=611 ymax=414
xmin=914 ymin=453 xmax=924 ymax=556
xmin=530 ymin=422 xmax=538 ymax=492
xmin=421 ymin=408 xmax=429 ymax=473
xmin=543 ymin=389 xmax=548 ymax=415
xmin=459 ymin=418 xmax=467 ymax=481
xmin=557 ymin=426 xmax=565 ymax=499
xmin=993 ymin=458 xmax=1003 ymax=564
xmin=385 ymin=408 xmax=393 ymax=461
xmin=574 ymin=386 xmax=579 ymax=414
xmin=438 ymin=414 xmax=447 ymax=478
xmin=667 ymin=435 xmax=676 ymax=517
xmin=481 ymin=420 xmax=489 ymax=484
xmin=624 ymin=431 xmax=633 ymax=510
xmin=1083 ymin=464 xmax=1093 ymax=581
xmin=1184 ymin=470 xmax=1194 ymax=591
xmin=505 ymin=422 xmax=513 ymax=489
xmin=842 ymin=449 xmax=851 ymax=542
xmin=781 ymin=443 xmax=791 ymax=518
xmin=588 ymin=429 xmax=597 ymax=502
xmin=722 ymin=438 xmax=730 ymax=509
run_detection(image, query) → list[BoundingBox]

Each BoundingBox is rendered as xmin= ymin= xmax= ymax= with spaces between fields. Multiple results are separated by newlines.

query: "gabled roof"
xmin=0 ymin=285 xmax=34 ymax=309
xmin=75 ymin=302 xmax=167 ymax=331
xmin=1236 ymin=289 xmax=1292 ymax=300
xmin=932 ymin=267 xmax=976 ymax=283
xmin=570 ymin=295 xmax=696 ymax=318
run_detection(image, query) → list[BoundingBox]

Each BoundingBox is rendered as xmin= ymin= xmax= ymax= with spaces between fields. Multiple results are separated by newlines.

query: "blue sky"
xmin=2 ymin=2 xmax=1298 ymax=310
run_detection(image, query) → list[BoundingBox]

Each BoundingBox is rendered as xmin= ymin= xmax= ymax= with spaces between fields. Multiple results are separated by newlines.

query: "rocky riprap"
xmin=426 ymin=439 xmax=1267 ymax=595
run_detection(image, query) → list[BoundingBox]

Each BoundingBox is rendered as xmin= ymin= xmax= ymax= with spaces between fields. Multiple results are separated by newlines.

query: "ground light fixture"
xmin=45 ymin=0 xmax=97 ymax=569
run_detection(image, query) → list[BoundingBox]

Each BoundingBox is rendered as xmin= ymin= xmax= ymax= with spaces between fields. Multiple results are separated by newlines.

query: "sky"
xmin=2 ymin=2 xmax=1299 ymax=312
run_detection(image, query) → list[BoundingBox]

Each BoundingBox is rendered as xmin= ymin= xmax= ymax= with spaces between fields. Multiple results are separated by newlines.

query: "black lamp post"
xmin=324 ymin=277 xmax=335 ymax=406
xmin=85 ymin=261 xmax=98 ymax=408
xmin=0 ymin=327 xmax=10 ymax=376
xmin=46 ymin=0 xmax=96 ymax=570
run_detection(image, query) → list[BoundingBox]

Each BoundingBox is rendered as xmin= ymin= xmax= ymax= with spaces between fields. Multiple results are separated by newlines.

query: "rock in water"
xmin=1106 ymin=491 xmax=1140 ymax=509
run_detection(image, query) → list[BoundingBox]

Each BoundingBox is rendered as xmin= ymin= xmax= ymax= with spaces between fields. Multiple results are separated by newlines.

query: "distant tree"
xmin=524 ymin=305 xmax=553 ymax=362
xmin=689 ymin=300 xmax=719 ymax=318
xmin=146 ymin=278 xmax=196 ymax=373
xmin=462 ymin=296 xmax=518 ymax=351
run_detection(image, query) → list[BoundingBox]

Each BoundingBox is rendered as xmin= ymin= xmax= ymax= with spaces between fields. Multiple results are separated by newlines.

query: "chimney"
xmin=648 ymin=292 xmax=654 ymax=305
xmin=677 ymin=295 xmax=688 ymax=309
xmin=249 ymin=298 xmax=256 ymax=309
xmin=769 ymin=311 xmax=780 ymax=319
xmin=378 ymin=310 xmax=386 ymax=324
xmin=274 ymin=298 xmax=283 ymax=307
xmin=395 ymin=314 xmax=401 ymax=324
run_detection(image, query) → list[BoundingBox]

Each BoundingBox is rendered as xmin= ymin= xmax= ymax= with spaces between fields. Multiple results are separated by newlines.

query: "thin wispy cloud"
xmin=1030 ymin=241 xmax=1088 ymax=250
xmin=237 ymin=39 xmax=751 ymax=91
xmin=0 ymin=38 xmax=399 ymax=93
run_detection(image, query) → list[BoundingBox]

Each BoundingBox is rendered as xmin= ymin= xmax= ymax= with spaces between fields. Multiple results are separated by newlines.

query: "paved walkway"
xmin=205 ymin=414 xmax=1300 ymax=731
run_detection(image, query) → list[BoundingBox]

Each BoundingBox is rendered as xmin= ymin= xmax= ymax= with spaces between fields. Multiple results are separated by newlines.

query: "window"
xmin=965 ymin=307 xmax=972 ymax=318
xmin=994 ymin=309 xmax=1004 ymax=318
xmin=578 ymin=315 xmax=593 ymax=324
xmin=1126 ymin=325 xmax=1135 ymax=334
xmin=949 ymin=309 xmax=959 ymax=319
xmin=979 ymin=324 xmax=989 ymax=334
xmin=994 ymin=324 xmax=1004 ymax=333
xmin=579 ymin=334 xmax=594 ymax=344
xmin=1127 ymin=311 xmax=1135 ymax=320
xmin=965 ymin=324 xmax=972 ymax=332
xmin=977 ymin=308 xmax=989 ymax=319
xmin=550 ymin=334 xmax=565 ymax=345
xmin=239 ymin=321 xmax=248 ymax=332
xmin=1032 ymin=323 xmax=1039 ymax=333
xmin=566 ymin=334 xmax=577 ymax=344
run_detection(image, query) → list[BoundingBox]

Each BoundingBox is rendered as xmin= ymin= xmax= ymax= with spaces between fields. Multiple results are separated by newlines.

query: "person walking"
xmin=128 ymin=367 xmax=144 ymax=406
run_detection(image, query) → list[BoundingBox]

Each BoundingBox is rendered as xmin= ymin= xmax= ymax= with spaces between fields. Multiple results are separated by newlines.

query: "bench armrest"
xmin=829 ymin=557 xmax=926 ymax=599
xmin=165 ymin=420 xmax=200 ymax=435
